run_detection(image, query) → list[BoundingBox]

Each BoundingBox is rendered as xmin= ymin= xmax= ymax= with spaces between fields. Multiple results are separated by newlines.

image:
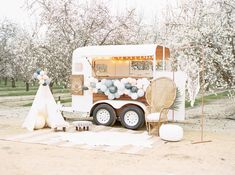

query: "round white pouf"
xmin=34 ymin=114 xmax=46 ymax=129
xmin=159 ymin=124 xmax=183 ymax=141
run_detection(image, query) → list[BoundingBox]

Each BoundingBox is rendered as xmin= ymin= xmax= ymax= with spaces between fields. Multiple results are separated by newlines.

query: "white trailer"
xmin=61 ymin=44 xmax=186 ymax=129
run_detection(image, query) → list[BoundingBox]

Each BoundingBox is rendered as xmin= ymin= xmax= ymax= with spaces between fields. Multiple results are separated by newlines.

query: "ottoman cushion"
xmin=159 ymin=124 xmax=183 ymax=141
xmin=72 ymin=121 xmax=92 ymax=127
xmin=146 ymin=113 xmax=160 ymax=121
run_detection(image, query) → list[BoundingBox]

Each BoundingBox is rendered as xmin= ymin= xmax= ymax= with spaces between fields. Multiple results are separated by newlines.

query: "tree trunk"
xmin=64 ymin=82 xmax=68 ymax=89
xmin=64 ymin=84 xmax=68 ymax=88
xmin=11 ymin=78 xmax=16 ymax=88
xmin=26 ymin=82 xmax=29 ymax=91
xmin=49 ymin=81 xmax=54 ymax=94
xmin=4 ymin=77 xmax=7 ymax=86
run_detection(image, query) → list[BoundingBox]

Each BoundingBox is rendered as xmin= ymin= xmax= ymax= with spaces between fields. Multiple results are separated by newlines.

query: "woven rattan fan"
xmin=145 ymin=77 xmax=176 ymax=135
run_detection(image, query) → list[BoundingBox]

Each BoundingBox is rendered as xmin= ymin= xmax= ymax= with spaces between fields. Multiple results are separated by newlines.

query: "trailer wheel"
xmin=93 ymin=104 xmax=116 ymax=126
xmin=120 ymin=105 xmax=144 ymax=130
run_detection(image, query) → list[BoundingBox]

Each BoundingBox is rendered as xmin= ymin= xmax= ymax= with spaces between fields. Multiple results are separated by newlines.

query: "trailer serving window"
xmin=92 ymin=57 xmax=153 ymax=78
xmin=90 ymin=45 xmax=170 ymax=78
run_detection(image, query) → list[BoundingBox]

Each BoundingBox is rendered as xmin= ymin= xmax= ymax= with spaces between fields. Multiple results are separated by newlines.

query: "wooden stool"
xmin=53 ymin=122 xmax=69 ymax=132
xmin=54 ymin=127 xmax=66 ymax=132
xmin=72 ymin=121 xmax=92 ymax=131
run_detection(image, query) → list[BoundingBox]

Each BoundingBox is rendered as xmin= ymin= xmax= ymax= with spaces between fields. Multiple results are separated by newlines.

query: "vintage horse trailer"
xmin=61 ymin=44 xmax=186 ymax=129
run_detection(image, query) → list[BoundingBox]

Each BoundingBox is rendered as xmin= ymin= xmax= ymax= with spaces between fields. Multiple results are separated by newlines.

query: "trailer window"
xmin=74 ymin=63 xmax=83 ymax=72
xmin=130 ymin=61 xmax=152 ymax=70
xmin=93 ymin=59 xmax=114 ymax=77
xmin=130 ymin=61 xmax=152 ymax=77
xmin=93 ymin=59 xmax=152 ymax=78
xmin=94 ymin=63 xmax=108 ymax=75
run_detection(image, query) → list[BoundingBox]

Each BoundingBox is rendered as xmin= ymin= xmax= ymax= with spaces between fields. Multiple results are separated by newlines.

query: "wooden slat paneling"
xmin=93 ymin=93 xmax=148 ymax=105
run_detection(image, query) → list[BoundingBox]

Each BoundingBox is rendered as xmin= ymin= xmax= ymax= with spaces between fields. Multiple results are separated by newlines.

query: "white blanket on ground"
xmin=22 ymin=85 xmax=67 ymax=131
xmin=57 ymin=131 xmax=153 ymax=148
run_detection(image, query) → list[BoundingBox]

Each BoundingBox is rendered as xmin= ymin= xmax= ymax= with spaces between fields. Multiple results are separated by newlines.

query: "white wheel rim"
xmin=124 ymin=111 xmax=139 ymax=127
xmin=96 ymin=109 xmax=111 ymax=124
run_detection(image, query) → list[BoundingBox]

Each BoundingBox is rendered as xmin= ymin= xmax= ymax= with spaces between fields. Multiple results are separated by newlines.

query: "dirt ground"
xmin=0 ymin=96 xmax=235 ymax=175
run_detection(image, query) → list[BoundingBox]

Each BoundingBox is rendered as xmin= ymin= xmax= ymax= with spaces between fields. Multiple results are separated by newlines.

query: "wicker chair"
xmin=145 ymin=77 xmax=176 ymax=135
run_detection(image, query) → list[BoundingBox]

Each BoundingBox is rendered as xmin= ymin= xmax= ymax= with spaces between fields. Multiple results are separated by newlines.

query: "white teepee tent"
xmin=22 ymin=85 xmax=68 ymax=131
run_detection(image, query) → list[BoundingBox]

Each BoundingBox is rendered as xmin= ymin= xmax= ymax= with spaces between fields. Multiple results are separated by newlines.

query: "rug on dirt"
xmin=1 ymin=126 xmax=161 ymax=155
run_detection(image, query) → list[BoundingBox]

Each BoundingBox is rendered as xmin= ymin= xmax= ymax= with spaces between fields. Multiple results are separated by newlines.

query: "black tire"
xmin=119 ymin=105 xmax=145 ymax=130
xmin=93 ymin=104 xmax=117 ymax=126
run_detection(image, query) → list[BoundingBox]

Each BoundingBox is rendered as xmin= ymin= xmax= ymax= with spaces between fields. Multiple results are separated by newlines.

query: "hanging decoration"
xmin=87 ymin=77 xmax=150 ymax=100
xmin=187 ymin=71 xmax=200 ymax=107
xmin=178 ymin=57 xmax=200 ymax=107
xmin=33 ymin=68 xmax=51 ymax=86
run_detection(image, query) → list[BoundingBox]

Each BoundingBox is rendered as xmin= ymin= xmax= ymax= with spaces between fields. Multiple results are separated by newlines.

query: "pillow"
xmin=146 ymin=113 xmax=160 ymax=121
xmin=159 ymin=124 xmax=183 ymax=141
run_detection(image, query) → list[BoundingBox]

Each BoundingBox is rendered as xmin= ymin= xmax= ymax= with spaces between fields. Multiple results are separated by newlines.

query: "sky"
xmin=0 ymin=0 xmax=30 ymax=24
xmin=0 ymin=0 xmax=175 ymax=28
